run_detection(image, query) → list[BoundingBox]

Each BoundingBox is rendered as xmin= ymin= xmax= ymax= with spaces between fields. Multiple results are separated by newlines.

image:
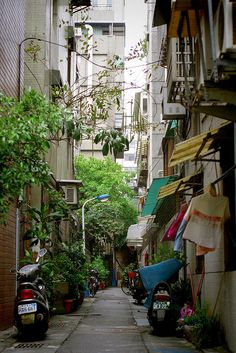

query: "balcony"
xmin=162 ymin=87 xmax=186 ymax=120
xmin=136 ymin=136 xmax=148 ymax=187
xmin=166 ymin=37 xmax=195 ymax=103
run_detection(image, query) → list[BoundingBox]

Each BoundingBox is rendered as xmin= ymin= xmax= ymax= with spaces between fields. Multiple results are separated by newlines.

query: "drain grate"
xmin=15 ymin=343 xmax=44 ymax=349
xmin=50 ymin=321 xmax=66 ymax=328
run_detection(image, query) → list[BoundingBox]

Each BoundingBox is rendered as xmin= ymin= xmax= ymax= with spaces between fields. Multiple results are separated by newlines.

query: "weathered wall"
xmin=0 ymin=0 xmax=25 ymax=330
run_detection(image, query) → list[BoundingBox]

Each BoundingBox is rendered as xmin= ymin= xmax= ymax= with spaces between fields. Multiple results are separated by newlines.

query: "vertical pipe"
xmin=15 ymin=203 xmax=21 ymax=294
xmin=112 ymin=236 xmax=117 ymax=287
xmin=207 ymin=0 xmax=219 ymax=82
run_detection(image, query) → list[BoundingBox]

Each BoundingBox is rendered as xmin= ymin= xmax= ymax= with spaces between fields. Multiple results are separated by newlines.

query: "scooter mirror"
xmin=38 ymin=248 xmax=47 ymax=257
xmin=36 ymin=248 xmax=47 ymax=262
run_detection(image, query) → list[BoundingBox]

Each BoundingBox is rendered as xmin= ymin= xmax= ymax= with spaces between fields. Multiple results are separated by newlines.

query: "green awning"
xmin=141 ymin=176 xmax=176 ymax=217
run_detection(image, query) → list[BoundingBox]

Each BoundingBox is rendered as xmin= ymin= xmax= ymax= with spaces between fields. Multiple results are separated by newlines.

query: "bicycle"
xmin=121 ymin=277 xmax=132 ymax=295
xmin=121 ymin=271 xmax=136 ymax=295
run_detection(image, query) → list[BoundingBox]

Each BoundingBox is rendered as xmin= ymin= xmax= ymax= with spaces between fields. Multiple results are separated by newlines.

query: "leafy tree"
xmin=0 ymin=90 xmax=71 ymax=222
xmin=75 ymin=155 xmax=138 ymax=253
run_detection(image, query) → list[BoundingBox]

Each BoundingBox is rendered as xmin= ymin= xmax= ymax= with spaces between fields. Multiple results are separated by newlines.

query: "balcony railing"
xmin=167 ymin=37 xmax=195 ymax=103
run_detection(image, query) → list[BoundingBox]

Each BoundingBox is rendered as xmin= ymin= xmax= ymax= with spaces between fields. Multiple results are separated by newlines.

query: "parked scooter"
xmin=14 ymin=248 xmax=50 ymax=337
xmin=88 ymin=269 xmax=99 ymax=297
xmin=131 ymin=270 xmax=147 ymax=304
xmin=147 ymin=281 xmax=173 ymax=334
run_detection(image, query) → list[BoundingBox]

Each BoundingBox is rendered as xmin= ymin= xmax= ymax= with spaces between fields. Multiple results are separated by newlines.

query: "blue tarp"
xmin=139 ymin=259 xmax=183 ymax=308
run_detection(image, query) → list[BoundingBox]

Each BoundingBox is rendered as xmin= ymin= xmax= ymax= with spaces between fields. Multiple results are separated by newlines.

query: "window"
xmin=113 ymin=23 xmax=125 ymax=36
xmin=142 ymin=97 xmax=147 ymax=115
xmin=115 ymin=113 xmax=123 ymax=129
xmin=107 ymin=0 xmax=112 ymax=7
xmin=124 ymin=154 xmax=135 ymax=162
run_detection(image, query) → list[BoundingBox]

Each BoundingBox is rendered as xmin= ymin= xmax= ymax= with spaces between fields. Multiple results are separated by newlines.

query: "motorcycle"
xmin=138 ymin=259 xmax=184 ymax=335
xmin=131 ymin=270 xmax=147 ymax=304
xmin=88 ymin=269 xmax=99 ymax=297
xmin=14 ymin=248 xmax=50 ymax=337
xmin=147 ymin=281 xmax=174 ymax=334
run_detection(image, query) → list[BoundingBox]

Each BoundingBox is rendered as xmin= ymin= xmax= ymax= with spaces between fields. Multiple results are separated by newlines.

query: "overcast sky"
xmin=124 ymin=0 xmax=147 ymax=52
xmin=124 ymin=0 xmax=147 ymax=106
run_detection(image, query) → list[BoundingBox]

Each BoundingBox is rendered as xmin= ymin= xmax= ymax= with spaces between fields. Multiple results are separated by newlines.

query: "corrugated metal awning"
xmin=158 ymin=172 xmax=202 ymax=199
xmin=169 ymin=121 xmax=231 ymax=167
xmin=141 ymin=176 xmax=177 ymax=217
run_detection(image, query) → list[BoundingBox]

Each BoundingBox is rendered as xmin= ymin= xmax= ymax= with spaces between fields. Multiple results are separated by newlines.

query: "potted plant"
xmin=182 ymin=302 xmax=225 ymax=349
xmin=42 ymin=241 xmax=87 ymax=314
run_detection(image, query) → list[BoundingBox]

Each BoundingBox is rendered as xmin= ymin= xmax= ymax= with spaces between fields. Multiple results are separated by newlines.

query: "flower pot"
xmin=64 ymin=299 xmax=73 ymax=314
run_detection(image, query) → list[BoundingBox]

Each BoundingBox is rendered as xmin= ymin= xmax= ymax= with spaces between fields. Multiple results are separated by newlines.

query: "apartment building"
xmin=137 ymin=0 xmax=236 ymax=350
xmin=0 ymin=0 xmax=82 ymax=330
xmin=74 ymin=0 xmax=126 ymax=159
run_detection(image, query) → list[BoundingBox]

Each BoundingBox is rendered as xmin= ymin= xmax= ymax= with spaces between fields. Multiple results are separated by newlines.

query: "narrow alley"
xmin=0 ymin=288 xmax=213 ymax=353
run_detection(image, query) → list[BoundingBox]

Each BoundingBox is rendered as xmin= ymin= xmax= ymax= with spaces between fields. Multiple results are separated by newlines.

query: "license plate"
xmin=153 ymin=301 xmax=170 ymax=310
xmin=18 ymin=303 xmax=37 ymax=315
xmin=21 ymin=313 xmax=35 ymax=325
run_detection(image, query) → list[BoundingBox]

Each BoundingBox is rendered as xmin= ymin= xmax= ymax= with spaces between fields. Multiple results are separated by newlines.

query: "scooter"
xmin=14 ymin=248 xmax=50 ymax=337
xmin=88 ymin=269 xmax=99 ymax=297
xmin=147 ymin=281 xmax=173 ymax=335
xmin=131 ymin=270 xmax=147 ymax=304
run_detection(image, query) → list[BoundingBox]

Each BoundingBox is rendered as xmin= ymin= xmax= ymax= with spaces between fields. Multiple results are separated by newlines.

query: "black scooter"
xmin=147 ymin=281 xmax=173 ymax=335
xmin=14 ymin=248 xmax=50 ymax=337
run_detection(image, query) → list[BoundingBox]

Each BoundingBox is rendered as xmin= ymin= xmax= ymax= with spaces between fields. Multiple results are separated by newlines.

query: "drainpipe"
xmin=15 ymin=197 xmax=22 ymax=293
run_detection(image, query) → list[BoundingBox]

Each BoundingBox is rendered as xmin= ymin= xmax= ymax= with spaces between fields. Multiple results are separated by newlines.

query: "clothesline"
xmin=212 ymin=164 xmax=236 ymax=185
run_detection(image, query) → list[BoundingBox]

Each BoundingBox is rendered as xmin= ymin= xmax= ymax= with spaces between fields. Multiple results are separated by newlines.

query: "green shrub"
xmin=183 ymin=302 xmax=224 ymax=349
xmin=89 ymin=256 xmax=109 ymax=281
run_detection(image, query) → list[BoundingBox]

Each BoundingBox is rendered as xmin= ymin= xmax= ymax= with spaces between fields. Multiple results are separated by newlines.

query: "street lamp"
xmin=82 ymin=194 xmax=110 ymax=254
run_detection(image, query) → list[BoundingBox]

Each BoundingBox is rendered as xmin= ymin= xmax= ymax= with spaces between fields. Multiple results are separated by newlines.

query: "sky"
xmin=124 ymin=0 xmax=147 ymax=106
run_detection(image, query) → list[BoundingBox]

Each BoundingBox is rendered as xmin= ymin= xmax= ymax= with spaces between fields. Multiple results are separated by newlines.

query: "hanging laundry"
xmin=162 ymin=203 xmax=188 ymax=241
xmin=174 ymin=216 xmax=188 ymax=252
xmin=182 ymin=189 xmax=230 ymax=254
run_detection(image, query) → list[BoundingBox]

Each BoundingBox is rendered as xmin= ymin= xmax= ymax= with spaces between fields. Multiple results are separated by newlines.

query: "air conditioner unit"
xmin=214 ymin=0 xmax=236 ymax=58
xmin=196 ymin=13 xmax=214 ymax=86
xmin=64 ymin=186 xmax=78 ymax=205
xmin=74 ymin=27 xmax=82 ymax=37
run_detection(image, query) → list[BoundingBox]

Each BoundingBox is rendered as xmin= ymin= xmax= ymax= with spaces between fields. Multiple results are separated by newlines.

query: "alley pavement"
xmin=0 ymin=287 xmax=231 ymax=353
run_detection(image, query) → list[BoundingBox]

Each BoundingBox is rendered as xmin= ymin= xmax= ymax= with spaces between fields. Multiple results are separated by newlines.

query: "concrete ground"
xmin=0 ymin=287 xmax=231 ymax=353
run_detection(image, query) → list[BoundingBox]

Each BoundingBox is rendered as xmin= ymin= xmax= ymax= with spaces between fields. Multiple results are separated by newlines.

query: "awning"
xmin=141 ymin=176 xmax=177 ymax=217
xmin=169 ymin=121 xmax=232 ymax=167
xmin=126 ymin=223 xmax=150 ymax=247
xmin=193 ymin=104 xmax=236 ymax=123
xmin=152 ymin=0 xmax=171 ymax=27
xmin=158 ymin=172 xmax=202 ymax=199
xmin=126 ymin=224 xmax=144 ymax=247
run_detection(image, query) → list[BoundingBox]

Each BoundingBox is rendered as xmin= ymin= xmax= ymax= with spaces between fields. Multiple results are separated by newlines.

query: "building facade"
xmin=74 ymin=0 xmax=126 ymax=159
xmin=134 ymin=0 xmax=236 ymax=351
xmin=0 ymin=0 xmax=25 ymax=331
xmin=0 ymin=0 xmax=82 ymax=330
